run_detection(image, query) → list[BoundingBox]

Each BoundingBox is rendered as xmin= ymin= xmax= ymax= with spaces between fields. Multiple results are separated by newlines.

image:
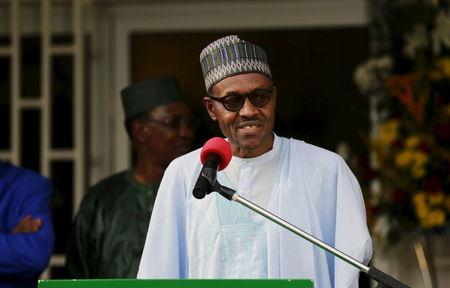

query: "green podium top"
xmin=38 ymin=279 xmax=313 ymax=288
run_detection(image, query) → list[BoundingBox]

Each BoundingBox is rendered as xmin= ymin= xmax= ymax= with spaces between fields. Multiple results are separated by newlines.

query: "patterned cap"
xmin=121 ymin=75 xmax=183 ymax=121
xmin=200 ymin=35 xmax=272 ymax=92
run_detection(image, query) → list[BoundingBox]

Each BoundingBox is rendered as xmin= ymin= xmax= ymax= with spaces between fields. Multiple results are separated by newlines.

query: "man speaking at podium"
xmin=138 ymin=35 xmax=372 ymax=287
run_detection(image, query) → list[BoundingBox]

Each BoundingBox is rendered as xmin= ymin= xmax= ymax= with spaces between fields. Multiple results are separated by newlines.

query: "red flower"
xmin=356 ymin=155 xmax=376 ymax=181
xmin=392 ymin=189 xmax=409 ymax=204
xmin=433 ymin=123 xmax=450 ymax=142
xmin=387 ymin=73 xmax=425 ymax=124
xmin=418 ymin=142 xmax=431 ymax=153
xmin=391 ymin=139 xmax=403 ymax=149
xmin=424 ymin=176 xmax=443 ymax=192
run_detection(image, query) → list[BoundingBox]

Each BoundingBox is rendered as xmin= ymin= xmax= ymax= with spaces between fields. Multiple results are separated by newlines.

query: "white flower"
xmin=373 ymin=215 xmax=390 ymax=241
xmin=370 ymin=179 xmax=382 ymax=206
xmin=336 ymin=141 xmax=350 ymax=161
xmin=354 ymin=56 xmax=392 ymax=94
xmin=403 ymin=24 xmax=428 ymax=58
xmin=354 ymin=65 xmax=373 ymax=93
xmin=376 ymin=56 xmax=393 ymax=69
xmin=369 ymin=179 xmax=383 ymax=206
xmin=432 ymin=10 xmax=450 ymax=55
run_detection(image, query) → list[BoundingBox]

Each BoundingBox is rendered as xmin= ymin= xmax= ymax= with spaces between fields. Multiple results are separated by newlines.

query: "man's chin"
xmin=238 ymin=133 xmax=265 ymax=144
xmin=236 ymin=140 xmax=263 ymax=152
xmin=232 ymin=134 xmax=273 ymax=156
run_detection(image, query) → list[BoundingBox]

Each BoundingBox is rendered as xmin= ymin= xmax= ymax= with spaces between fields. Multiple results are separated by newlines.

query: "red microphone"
xmin=193 ymin=137 xmax=232 ymax=199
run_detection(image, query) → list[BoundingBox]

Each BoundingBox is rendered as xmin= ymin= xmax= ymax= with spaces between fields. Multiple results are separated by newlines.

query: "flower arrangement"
xmin=354 ymin=1 xmax=450 ymax=246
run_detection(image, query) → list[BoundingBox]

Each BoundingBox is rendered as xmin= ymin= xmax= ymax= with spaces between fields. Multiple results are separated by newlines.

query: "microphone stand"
xmin=200 ymin=168 xmax=410 ymax=288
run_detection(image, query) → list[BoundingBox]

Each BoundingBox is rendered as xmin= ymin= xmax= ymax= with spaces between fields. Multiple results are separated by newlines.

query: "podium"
xmin=38 ymin=279 xmax=313 ymax=288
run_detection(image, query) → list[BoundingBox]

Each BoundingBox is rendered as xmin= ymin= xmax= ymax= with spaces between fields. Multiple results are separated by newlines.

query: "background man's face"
xmin=142 ymin=102 xmax=196 ymax=166
xmin=204 ymin=73 xmax=276 ymax=158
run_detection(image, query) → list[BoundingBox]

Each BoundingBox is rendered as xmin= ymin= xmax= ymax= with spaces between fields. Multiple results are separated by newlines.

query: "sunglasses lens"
xmin=222 ymin=95 xmax=245 ymax=112
xmin=249 ymin=92 xmax=271 ymax=107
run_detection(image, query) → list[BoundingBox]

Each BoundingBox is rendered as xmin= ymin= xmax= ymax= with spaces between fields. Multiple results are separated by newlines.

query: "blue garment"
xmin=0 ymin=161 xmax=55 ymax=288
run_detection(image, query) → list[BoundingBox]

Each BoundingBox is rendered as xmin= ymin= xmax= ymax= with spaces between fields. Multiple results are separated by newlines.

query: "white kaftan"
xmin=138 ymin=135 xmax=372 ymax=288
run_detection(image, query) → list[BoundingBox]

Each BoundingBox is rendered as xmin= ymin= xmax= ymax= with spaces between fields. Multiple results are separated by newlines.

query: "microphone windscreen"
xmin=200 ymin=137 xmax=232 ymax=171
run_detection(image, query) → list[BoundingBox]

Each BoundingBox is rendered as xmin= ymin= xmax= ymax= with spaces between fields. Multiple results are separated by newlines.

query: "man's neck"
xmin=133 ymin=160 xmax=165 ymax=184
xmin=232 ymin=133 xmax=275 ymax=158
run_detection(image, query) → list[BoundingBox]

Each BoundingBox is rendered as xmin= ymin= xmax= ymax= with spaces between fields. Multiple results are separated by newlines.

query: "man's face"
xmin=204 ymin=73 xmax=276 ymax=158
xmin=139 ymin=102 xmax=197 ymax=166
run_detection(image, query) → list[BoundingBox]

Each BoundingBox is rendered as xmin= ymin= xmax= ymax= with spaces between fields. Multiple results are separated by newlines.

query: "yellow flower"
xmin=414 ymin=151 xmax=429 ymax=166
xmin=414 ymin=191 xmax=426 ymax=202
xmin=428 ymin=192 xmax=444 ymax=206
xmin=413 ymin=192 xmax=428 ymax=219
xmin=444 ymin=104 xmax=450 ymax=117
xmin=395 ymin=150 xmax=415 ymax=167
xmin=437 ymin=58 xmax=450 ymax=78
xmin=411 ymin=151 xmax=429 ymax=178
xmin=425 ymin=209 xmax=446 ymax=227
xmin=430 ymin=58 xmax=450 ymax=80
xmin=429 ymin=69 xmax=443 ymax=80
xmin=414 ymin=192 xmax=447 ymax=228
xmin=371 ymin=152 xmax=381 ymax=169
xmin=405 ymin=135 xmax=421 ymax=149
xmin=412 ymin=165 xmax=426 ymax=178
xmin=376 ymin=119 xmax=400 ymax=146
xmin=445 ymin=196 xmax=450 ymax=212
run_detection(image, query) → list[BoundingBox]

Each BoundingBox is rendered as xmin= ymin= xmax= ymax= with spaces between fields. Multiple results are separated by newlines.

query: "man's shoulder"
xmin=92 ymin=171 xmax=128 ymax=185
xmin=76 ymin=171 xmax=129 ymax=212
xmin=286 ymin=137 xmax=343 ymax=167
xmin=87 ymin=171 xmax=129 ymax=195
xmin=0 ymin=161 xmax=51 ymax=187
xmin=286 ymin=138 xmax=352 ymax=189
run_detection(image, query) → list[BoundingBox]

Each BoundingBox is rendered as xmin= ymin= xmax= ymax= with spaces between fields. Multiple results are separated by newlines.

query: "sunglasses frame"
xmin=207 ymin=86 xmax=274 ymax=112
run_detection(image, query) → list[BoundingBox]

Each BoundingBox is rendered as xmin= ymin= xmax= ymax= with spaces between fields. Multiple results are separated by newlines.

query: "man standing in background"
xmin=0 ymin=160 xmax=55 ymax=288
xmin=66 ymin=76 xmax=199 ymax=278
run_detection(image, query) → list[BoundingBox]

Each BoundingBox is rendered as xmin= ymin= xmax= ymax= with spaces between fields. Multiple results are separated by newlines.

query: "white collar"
xmin=229 ymin=133 xmax=281 ymax=167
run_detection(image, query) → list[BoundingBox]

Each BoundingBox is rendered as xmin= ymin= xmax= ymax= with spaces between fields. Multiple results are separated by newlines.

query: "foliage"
xmin=354 ymin=1 xmax=450 ymax=246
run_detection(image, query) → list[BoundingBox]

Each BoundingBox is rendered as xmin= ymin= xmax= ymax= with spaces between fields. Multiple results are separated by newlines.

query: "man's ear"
xmin=203 ymin=97 xmax=217 ymax=121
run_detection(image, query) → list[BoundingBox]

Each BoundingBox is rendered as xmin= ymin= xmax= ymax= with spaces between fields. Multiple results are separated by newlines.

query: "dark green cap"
xmin=120 ymin=75 xmax=183 ymax=120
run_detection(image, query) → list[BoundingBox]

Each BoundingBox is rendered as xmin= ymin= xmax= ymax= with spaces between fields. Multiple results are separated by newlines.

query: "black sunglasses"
xmin=208 ymin=87 xmax=274 ymax=112
xmin=146 ymin=114 xmax=201 ymax=131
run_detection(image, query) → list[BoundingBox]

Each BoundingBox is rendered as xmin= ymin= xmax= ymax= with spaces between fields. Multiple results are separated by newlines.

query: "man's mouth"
xmin=237 ymin=120 xmax=262 ymax=133
xmin=238 ymin=120 xmax=261 ymax=129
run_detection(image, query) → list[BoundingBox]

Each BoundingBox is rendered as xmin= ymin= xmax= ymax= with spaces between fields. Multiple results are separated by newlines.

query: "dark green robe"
xmin=66 ymin=171 xmax=159 ymax=278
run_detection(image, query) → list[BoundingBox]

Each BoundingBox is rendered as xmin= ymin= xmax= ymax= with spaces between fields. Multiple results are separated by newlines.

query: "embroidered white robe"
xmin=138 ymin=135 xmax=372 ymax=288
